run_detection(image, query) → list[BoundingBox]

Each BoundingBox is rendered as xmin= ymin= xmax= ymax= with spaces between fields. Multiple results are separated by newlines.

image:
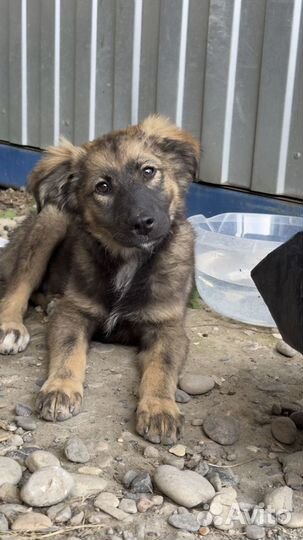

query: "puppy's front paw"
xmin=136 ymin=397 xmax=184 ymax=445
xmin=36 ymin=378 xmax=83 ymax=422
xmin=0 ymin=322 xmax=30 ymax=354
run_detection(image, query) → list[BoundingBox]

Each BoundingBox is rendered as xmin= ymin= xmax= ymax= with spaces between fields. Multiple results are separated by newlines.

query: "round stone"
xmin=15 ymin=404 xmax=32 ymax=417
xmin=154 ymin=465 xmax=215 ymax=508
xmin=64 ymin=436 xmax=90 ymax=463
xmin=0 ymin=458 xmax=22 ymax=487
xmin=95 ymin=492 xmax=119 ymax=509
xmin=21 ymin=466 xmax=74 ymax=507
xmin=15 ymin=416 xmax=37 ymax=431
xmin=143 ymin=446 xmax=160 ymax=459
xmin=282 ymin=511 xmax=303 ymax=528
xmin=264 ymin=486 xmax=293 ymax=514
xmin=271 ymin=417 xmax=297 ymax=445
xmin=290 ymin=411 xmax=303 ymax=429
xmin=175 ymin=389 xmax=191 ymax=403
xmin=203 ymin=415 xmax=240 ymax=445
xmin=169 ymin=444 xmax=186 ymax=457
xmin=12 ymin=511 xmax=52 ymax=531
xmin=25 ymin=450 xmax=60 ymax=472
xmin=275 ymin=340 xmax=297 ymax=357
xmin=168 ymin=513 xmax=200 ymax=532
xmin=179 ymin=374 xmax=215 ymax=395
xmin=119 ymin=498 xmax=137 ymax=514
xmin=245 ymin=524 xmax=265 ymax=539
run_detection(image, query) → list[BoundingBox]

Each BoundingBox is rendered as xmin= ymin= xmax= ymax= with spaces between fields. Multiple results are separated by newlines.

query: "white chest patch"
xmin=114 ymin=259 xmax=138 ymax=296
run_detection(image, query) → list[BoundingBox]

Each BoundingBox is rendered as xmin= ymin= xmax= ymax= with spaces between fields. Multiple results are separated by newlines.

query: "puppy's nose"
xmin=133 ymin=215 xmax=154 ymax=236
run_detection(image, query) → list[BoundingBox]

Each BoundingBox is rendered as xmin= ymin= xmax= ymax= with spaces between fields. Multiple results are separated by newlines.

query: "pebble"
xmin=9 ymin=435 xmax=24 ymax=447
xmin=64 ymin=436 xmax=90 ymax=463
xmin=15 ymin=403 xmax=32 ymax=417
xmin=70 ymin=473 xmax=107 ymax=497
xmin=70 ymin=511 xmax=84 ymax=525
xmin=179 ymin=374 xmax=215 ymax=395
xmin=95 ymin=492 xmax=119 ymax=508
xmin=0 ymin=458 xmax=22 ymax=486
xmin=175 ymin=389 xmax=191 ymax=403
xmin=198 ymin=526 xmax=210 ymax=536
xmin=154 ymin=465 xmax=215 ymax=508
xmin=285 ymin=472 xmax=303 ymax=490
xmin=130 ymin=472 xmax=153 ymax=493
xmin=203 ymin=415 xmax=240 ymax=445
xmin=275 ymin=340 xmax=297 ymax=357
xmin=25 ymin=450 xmax=60 ymax=471
xmin=137 ymin=497 xmax=154 ymax=513
xmin=280 ymin=450 xmax=303 ymax=474
xmin=168 ymin=513 xmax=200 ymax=532
xmin=290 ymin=411 xmax=303 ymax=429
xmin=245 ymin=524 xmax=265 ymax=539
xmin=271 ymin=417 xmax=296 ymax=445
xmin=15 ymin=416 xmax=37 ymax=431
xmin=47 ymin=503 xmax=72 ymax=523
xmin=0 ymin=513 xmax=8 ymax=532
xmin=143 ymin=446 xmax=160 ymax=459
xmin=23 ymin=432 xmax=33 ymax=443
xmin=0 ymin=484 xmax=20 ymax=503
xmin=94 ymin=501 xmax=129 ymax=521
xmin=197 ymin=510 xmax=213 ymax=527
xmin=282 ymin=511 xmax=303 ymax=528
xmin=119 ymin=498 xmax=138 ymax=514
xmin=264 ymin=486 xmax=293 ymax=514
xmin=21 ymin=466 xmax=74 ymax=507
xmin=169 ymin=444 xmax=186 ymax=457
xmin=123 ymin=470 xmax=138 ymax=488
xmin=78 ymin=465 xmax=102 ymax=475
xmin=11 ymin=511 xmax=52 ymax=531
xmin=195 ymin=461 xmax=209 ymax=477
xmin=152 ymin=495 xmax=163 ymax=506
xmin=0 ymin=504 xmax=28 ymax=526
xmin=163 ymin=455 xmax=185 ymax=470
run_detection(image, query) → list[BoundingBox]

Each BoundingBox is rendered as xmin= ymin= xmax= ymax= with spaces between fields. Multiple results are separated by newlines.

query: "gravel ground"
xmin=0 ymin=188 xmax=303 ymax=540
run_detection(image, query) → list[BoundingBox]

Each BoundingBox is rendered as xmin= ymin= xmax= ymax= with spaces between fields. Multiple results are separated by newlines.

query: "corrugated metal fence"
xmin=0 ymin=0 xmax=302 ymax=198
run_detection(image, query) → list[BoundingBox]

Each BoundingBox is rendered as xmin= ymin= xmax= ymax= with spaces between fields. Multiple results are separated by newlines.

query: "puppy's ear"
xmin=27 ymin=138 xmax=86 ymax=212
xmin=140 ymin=115 xmax=200 ymax=180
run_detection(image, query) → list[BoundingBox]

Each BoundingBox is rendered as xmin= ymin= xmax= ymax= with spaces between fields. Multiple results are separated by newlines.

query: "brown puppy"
xmin=0 ymin=116 xmax=199 ymax=444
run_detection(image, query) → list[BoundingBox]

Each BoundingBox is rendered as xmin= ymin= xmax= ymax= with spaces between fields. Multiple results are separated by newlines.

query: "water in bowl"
xmin=195 ymin=250 xmax=275 ymax=327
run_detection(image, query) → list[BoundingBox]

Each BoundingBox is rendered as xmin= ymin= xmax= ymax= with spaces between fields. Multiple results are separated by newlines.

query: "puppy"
xmin=0 ymin=116 xmax=199 ymax=444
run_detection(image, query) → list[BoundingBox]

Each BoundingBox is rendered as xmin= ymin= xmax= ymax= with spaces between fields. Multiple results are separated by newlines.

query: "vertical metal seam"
xmin=21 ymin=0 xmax=28 ymax=146
xmin=89 ymin=0 xmax=98 ymax=140
xmin=54 ymin=0 xmax=61 ymax=144
xmin=276 ymin=0 xmax=302 ymax=194
xmin=131 ymin=0 xmax=143 ymax=124
xmin=221 ymin=0 xmax=242 ymax=184
xmin=176 ymin=0 xmax=189 ymax=127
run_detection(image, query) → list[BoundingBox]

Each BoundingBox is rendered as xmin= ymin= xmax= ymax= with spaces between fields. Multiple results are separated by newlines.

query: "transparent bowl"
xmin=188 ymin=213 xmax=303 ymax=327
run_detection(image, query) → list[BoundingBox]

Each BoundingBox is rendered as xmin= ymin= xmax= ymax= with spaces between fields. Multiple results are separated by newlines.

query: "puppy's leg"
xmin=0 ymin=206 xmax=69 ymax=354
xmin=136 ymin=321 xmax=188 ymax=445
xmin=36 ymin=300 xmax=94 ymax=421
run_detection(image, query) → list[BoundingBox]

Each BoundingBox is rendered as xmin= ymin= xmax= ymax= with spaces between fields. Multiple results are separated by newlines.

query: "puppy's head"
xmin=28 ymin=116 xmax=200 ymax=251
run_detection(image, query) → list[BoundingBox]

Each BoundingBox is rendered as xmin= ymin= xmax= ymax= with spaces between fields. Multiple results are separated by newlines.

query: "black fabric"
xmin=251 ymin=232 xmax=303 ymax=354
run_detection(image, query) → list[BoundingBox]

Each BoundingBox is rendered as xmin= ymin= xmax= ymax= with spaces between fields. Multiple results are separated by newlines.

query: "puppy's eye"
xmin=95 ymin=180 xmax=111 ymax=194
xmin=142 ymin=166 xmax=156 ymax=179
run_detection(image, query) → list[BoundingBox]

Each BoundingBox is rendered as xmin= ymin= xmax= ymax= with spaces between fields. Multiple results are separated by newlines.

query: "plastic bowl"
xmin=188 ymin=212 xmax=303 ymax=327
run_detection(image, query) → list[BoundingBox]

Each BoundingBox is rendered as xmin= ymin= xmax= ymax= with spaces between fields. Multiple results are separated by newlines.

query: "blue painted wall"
xmin=1 ymin=143 xmax=302 ymax=218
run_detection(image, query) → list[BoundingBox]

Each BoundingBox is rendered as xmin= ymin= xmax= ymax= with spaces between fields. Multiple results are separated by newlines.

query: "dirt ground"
xmin=0 ymin=188 xmax=303 ymax=539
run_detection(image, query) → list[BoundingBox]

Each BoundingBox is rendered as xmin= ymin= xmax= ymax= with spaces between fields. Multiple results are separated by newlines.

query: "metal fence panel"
xmin=0 ymin=0 xmax=302 ymax=199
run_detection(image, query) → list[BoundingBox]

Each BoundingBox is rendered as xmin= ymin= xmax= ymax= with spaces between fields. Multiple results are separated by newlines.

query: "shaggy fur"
xmin=0 ymin=116 xmax=200 ymax=444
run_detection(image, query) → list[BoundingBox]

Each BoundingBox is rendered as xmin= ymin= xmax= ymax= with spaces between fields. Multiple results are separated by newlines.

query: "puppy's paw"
xmin=136 ymin=397 xmax=184 ymax=445
xmin=36 ymin=378 xmax=83 ymax=422
xmin=0 ymin=322 xmax=30 ymax=355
